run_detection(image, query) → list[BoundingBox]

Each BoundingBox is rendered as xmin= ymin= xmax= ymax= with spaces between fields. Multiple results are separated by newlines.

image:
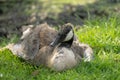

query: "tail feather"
xmin=4 ymin=43 xmax=26 ymax=59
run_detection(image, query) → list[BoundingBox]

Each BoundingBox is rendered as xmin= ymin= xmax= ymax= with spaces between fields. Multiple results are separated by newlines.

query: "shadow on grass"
xmin=0 ymin=0 xmax=119 ymax=39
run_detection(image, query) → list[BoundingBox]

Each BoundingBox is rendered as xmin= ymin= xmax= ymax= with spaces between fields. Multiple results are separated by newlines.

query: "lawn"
xmin=0 ymin=16 xmax=120 ymax=80
xmin=0 ymin=0 xmax=120 ymax=80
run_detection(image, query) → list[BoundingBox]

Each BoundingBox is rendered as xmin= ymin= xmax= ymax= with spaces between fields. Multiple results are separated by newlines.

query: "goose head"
xmin=50 ymin=23 xmax=74 ymax=48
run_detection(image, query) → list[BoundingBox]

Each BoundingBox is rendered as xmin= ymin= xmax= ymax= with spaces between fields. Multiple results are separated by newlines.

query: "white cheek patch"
xmin=64 ymin=30 xmax=73 ymax=41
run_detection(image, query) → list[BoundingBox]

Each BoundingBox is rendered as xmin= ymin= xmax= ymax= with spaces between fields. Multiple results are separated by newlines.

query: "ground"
xmin=0 ymin=0 xmax=119 ymax=40
xmin=0 ymin=0 xmax=120 ymax=80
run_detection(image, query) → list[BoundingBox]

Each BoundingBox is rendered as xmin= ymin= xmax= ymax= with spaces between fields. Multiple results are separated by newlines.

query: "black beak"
xmin=50 ymin=35 xmax=62 ymax=47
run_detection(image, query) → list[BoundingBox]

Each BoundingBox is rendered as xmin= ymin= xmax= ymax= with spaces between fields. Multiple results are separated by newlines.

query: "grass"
xmin=0 ymin=0 xmax=120 ymax=80
xmin=0 ymin=16 xmax=120 ymax=80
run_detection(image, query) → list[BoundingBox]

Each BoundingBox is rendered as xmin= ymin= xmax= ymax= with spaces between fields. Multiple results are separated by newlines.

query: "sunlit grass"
xmin=41 ymin=0 xmax=96 ymax=5
xmin=0 ymin=16 xmax=120 ymax=80
xmin=0 ymin=0 xmax=120 ymax=79
xmin=75 ymin=17 xmax=120 ymax=54
xmin=36 ymin=0 xmax=96 ymax=17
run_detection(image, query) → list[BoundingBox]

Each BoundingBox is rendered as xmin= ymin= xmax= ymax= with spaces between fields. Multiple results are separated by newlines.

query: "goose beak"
xmin=50 ymin=35 xmax=61 ymax=47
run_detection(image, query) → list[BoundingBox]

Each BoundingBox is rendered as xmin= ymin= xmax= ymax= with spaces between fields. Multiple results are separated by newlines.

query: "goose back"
xmin=8 ymin=23 xmax=57 ymax=60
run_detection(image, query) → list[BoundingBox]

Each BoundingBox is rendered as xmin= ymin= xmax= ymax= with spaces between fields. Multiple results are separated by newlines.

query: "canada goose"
xmin=7 ymin=23 xmax=93 ymax=71
xmin=29 ymin=23 xmax=79 ymax=71
xmin=48 ymin=23 xmax=78 ymax=71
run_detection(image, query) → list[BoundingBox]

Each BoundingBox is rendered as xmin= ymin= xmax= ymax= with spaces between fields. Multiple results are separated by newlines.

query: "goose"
xmin=7 ymin=23 xmax=93 ymax=71
xmin=47 ymin=23 xmax=79 ymax=71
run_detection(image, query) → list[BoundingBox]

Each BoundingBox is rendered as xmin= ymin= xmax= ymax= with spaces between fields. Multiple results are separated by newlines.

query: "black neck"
xmin=59 ymin=36 xmax=74 ymax=48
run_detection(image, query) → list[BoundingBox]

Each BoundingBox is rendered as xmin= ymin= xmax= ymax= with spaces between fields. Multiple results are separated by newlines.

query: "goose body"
xmin=8 ymin=23 xmax=93 ymax=71
xmin=50 ymin=47 xmax=77 ymax=71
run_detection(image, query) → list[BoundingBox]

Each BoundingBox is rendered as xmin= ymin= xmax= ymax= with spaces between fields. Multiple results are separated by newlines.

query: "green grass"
xmin=0 ymin=0 xmax=120 ymax=80
xmin=0 ymin=16 xmax=120 ymax=80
